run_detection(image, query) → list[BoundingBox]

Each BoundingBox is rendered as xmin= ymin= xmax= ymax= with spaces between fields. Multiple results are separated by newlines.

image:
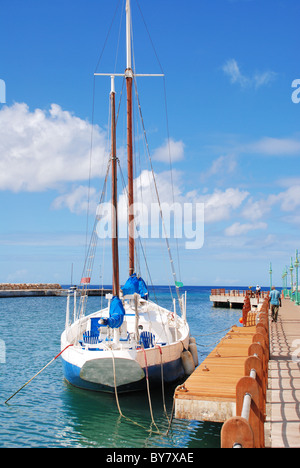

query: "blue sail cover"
xmin=122 ymin=273 xmax=149 ymax=299
xmin=107 ymin=296 xmax=125 ymax=329
xmin=138 ymin=276 xmax=149 ymax=299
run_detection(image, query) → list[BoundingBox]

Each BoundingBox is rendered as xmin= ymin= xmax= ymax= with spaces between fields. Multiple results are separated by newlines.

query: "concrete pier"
xmin=0 ymin=283 xmax=111 ymax=298
xmin=210 ymin=289 xmax=268 ymax=309
xmin=265 ymin=298 xmax=300 ymax=448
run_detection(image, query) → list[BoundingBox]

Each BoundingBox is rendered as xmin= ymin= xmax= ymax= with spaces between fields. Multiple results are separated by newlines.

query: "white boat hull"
xmin=60 ymin=299 xmax=190 ymax=393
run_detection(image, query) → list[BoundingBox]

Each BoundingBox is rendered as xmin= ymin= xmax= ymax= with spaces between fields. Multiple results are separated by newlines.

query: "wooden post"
xmin=248 ymin=342 xmax=267 ymax=377
xmin=221 ymin=416 xmax=254 ymax=448
xmin=236 ymin=376 xmax=263 ymax=448
xmin=245 ymin=354 xmax=266 ymax=439
xmin=253 ymin=332 xmax=269 ymax=361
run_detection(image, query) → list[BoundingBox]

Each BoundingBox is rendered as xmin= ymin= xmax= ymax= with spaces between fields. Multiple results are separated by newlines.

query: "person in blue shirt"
xmin=269 ymin=286 xmax=282 ymax=322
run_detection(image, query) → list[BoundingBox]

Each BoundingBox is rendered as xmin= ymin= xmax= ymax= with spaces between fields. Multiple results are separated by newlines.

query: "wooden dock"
xmin=175 ymin=324 xmax=258 ymax=422
xmin=175 ymin=294 xmax=300 ymax=448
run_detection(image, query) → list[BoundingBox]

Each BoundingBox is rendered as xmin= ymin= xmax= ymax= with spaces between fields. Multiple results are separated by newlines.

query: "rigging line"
xmin=116 ymin=158 xmax=170 ymax=344
xmin=137 ymin=119 xmax=174 ymax=306
xmin=134 ymin=0 xmax=164 ymax=74
xmin=80 ymin=87 xmax=110 ymax=278
xmin=83 ymin=81 xmax=111 ymax=296
xmin=134 ymin=0 xmax=182 ymax=282
xmin=116 ymin=159 xmax=156 ymax=301
xmin=84 ymin=0 xmax=123 ymax=274
xmin=117 ymin=158 xmax=154 ymax=287
xmin=100 ymin=178 xmax=109 ymax=311
xmin=85 ymin=76 xmax=96 ymax=260
xmin=114 ymin=0 xmax=125 ymax=74
xmin=94 ymin=0 xmax=123 ymax=74
xmin=132 ymin=77 xmax=183 ymax=312
xmin=115 ymin=77 xmax=125 ymax=126
xmin=162 ymin=77 xmax=182 ymax=283
xmin=78 ymin=162 xmax=111 ymax=318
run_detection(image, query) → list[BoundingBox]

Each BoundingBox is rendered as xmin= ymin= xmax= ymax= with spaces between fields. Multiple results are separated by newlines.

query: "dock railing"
xmin=211 ymin=289 xmax=268 ymax=299
xmin=221 ymin=296 xmax=269 ymax=448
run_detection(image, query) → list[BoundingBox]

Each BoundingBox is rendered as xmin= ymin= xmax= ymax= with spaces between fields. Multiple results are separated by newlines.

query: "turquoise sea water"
xmin=0 ymin=286 xmax=250 ymax=449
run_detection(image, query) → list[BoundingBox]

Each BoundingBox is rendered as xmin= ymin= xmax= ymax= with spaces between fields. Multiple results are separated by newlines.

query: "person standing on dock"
xmin=269 ymin=286 xmax=281 ymax=323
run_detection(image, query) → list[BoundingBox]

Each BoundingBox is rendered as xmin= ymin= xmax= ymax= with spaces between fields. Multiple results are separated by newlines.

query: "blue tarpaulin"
xmin=138 ymin=276 xmax=148 ymax=299
xmin=106 ymin=296 xmax=125 ymax=329
xmin=122 ymin=273 xmax=149 ymax=299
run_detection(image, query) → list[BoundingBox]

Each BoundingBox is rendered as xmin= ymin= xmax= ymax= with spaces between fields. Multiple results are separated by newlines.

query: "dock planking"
xmin=175 ymin=325 xmax=257 ymax=422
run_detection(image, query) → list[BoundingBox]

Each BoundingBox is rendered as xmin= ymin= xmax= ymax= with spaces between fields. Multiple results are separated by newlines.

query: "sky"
xmin=0 ymin=0 xmax=300 ymax=287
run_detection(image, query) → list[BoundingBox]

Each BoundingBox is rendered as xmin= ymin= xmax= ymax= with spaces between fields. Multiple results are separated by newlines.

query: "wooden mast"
xmin=126 ymin=0 xmax=134 ymax=277
xmin=110 ymin=76 xmax=119 ymax=297
xmin=93 ymin=0 xmax=164 ymax=291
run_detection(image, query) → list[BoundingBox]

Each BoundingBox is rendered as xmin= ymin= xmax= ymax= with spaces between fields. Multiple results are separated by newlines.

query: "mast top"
xmin=94 ymin=0 xmax=164 ymax=79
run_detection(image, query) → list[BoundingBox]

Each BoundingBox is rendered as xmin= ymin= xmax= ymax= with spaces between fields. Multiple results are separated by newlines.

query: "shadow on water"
xmin=60 ymin=377 xmax=221 ymax=448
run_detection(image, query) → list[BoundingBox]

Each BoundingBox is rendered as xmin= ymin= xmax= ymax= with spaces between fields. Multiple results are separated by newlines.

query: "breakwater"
xmin=0 ymin=283 xmax=62 ymax=291
xmin=0 ymin=284 xmax=111 ymax=298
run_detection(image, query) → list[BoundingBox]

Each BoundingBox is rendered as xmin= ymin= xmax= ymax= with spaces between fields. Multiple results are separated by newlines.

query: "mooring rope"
xmin=109 ymin=345 xmax=179 ymax=437
xmin=141 ymin=346 xmax=160 ymax=433
xmin=110 ymin=347 xmax=161 ymax=434
xmin=193 ymin=326 xmax=233 ymax=337
xmin=4 ymin=344 xmax=74 ymax=404
xmin=156 ymin=344 xmax=169 ymax=422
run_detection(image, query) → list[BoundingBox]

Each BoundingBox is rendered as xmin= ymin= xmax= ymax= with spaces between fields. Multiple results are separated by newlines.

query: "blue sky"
xmin=0 ymin=0 xmax=300 ymax=287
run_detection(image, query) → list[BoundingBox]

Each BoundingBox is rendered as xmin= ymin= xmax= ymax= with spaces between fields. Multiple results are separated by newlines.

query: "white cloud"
xmin=152 ymin=138 xmax=184 ymax=162
xmin=52 ymin=185 xmax=98 ymax=215
xmin=242 ymin=196 xmax=274 ymax=221
xmin=200 ymin=154 xmax=237 ymax=183
xmin=248 ymin=137 xmax=300 ymax=155
xmin=60 ymin=170 xmax=248 ymax=230
xmin=276 ymin=185 xmax=300 ymax=212
xmin=0 ymin=103 xmax=108 ymax=192
xmin=223 ymin=59 xmax=250 ymax=87
xmin=242 ymin=183 xmax=300 ymax=227
xmin=197 ymin=188 xmax=249 ymax=223
xmin=225 ymin=221 xmax=267 ymax=236
xmin=278 ymin=177 xmax=300 ymax=187
xmin=222 ymin=59 xmax=276 ymax=89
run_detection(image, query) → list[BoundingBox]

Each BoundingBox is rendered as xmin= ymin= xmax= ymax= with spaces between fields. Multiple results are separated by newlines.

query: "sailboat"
xmin=60 ymin=0 xmax=195 ymax=393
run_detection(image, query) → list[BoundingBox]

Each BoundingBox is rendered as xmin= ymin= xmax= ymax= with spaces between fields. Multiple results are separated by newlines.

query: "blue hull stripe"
xmin=61 ymin=357 xmax=185 ymax=393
